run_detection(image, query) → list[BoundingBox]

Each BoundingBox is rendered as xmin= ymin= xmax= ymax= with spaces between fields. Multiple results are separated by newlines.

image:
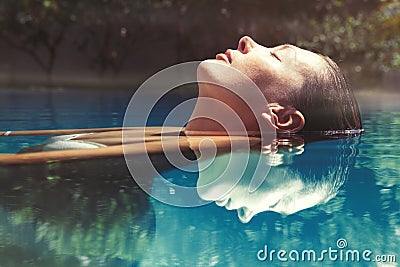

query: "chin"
xmin=197 ymin=59 xmax=236 ymax=88
xmin=201 ymin=58 xmax=229 ymax=66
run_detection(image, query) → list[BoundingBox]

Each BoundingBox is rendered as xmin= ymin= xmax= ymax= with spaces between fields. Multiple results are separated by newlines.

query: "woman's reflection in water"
xmin=196 ymin=135 xmax=359 ymax=223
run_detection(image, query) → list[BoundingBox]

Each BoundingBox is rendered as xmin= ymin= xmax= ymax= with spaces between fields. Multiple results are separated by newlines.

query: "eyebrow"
xmin=274 ymin=44 xmax=294 ymax=51
xmin=273 ymin=44 xmax=297 ymax=62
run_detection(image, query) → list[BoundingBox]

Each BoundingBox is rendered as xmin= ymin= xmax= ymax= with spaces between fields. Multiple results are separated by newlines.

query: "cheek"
xmin=256 ymin=66 xmax=304 ymax=98
xmin=232 ymin=58 xmax=278 ymax=87
xmin=247 ymin=67 xmax=281 ymax=93
xmin=255 ymin=71 xmax=304 ymax=103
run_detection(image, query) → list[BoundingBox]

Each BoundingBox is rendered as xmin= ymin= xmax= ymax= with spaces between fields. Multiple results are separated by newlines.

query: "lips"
xmin=215 ymin=49 xmax=232 ymax=64
xmin=225 ymin=49 xmax=232 ymax=63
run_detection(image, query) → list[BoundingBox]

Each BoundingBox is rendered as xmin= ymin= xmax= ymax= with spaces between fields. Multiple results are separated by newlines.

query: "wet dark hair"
xmin=289 ymin=55 xmax=362 ymax=134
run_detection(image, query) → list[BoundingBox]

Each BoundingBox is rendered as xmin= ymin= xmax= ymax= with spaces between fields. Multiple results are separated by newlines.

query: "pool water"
xmin=0 ymin=89 xmax=398 ymax=266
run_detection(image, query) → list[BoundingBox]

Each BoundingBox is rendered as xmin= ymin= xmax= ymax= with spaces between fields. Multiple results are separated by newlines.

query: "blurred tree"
xmin=73 ymin=0 xmax=172 ymax=76
xmin=296 ymin=0 xmax=400 ymax=73
xmin=74 ymin=0 xmax=139 ymax=76
xmin=374 ymin=1 xmax=400 ymax=70
xmin=0 ymin=0 xmax=78 ymax=79
xmin=0 ymin=0 xmax=399 ymax=87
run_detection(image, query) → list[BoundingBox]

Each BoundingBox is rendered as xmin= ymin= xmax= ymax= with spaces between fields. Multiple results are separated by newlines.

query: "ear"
xmin=261 ymin=103 xmax=305 ymax=133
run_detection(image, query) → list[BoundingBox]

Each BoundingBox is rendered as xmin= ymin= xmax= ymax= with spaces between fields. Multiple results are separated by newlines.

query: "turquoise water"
xmin=0 ymin=89 xmax=399 ymax=266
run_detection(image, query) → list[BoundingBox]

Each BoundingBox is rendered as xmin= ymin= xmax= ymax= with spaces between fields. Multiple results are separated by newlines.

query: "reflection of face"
xmin=197 ymin=152 xmax=342 ymax=224
xmin=186 ymin=36 xmax=326 ymax=134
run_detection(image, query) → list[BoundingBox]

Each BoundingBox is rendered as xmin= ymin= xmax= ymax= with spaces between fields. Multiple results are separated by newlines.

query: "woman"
xmin=185 ymin=36 xmax=363 ymax=136
xmin=3 ymin=36 xmax=362 ymax=163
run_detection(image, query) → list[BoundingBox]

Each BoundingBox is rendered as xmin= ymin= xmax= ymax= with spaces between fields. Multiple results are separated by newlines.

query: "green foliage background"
xmin=0 ymin=0 xmax=399 ymax=87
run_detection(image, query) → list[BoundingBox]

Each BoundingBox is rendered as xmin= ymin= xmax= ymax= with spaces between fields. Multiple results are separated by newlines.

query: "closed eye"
xmin=270 ymin=51 xmax=281 ymax=62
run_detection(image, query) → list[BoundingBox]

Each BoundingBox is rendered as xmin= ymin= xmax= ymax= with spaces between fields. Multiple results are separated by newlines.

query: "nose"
xmin=237 ymin=36 xmax=257 ymax=54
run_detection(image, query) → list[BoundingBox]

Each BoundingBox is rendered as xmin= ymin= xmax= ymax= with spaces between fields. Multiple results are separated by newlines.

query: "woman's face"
xmin=186 ymin=36 xmax=326 ymax=134
xmin=199 ymin=36 xmax=325 ymax=104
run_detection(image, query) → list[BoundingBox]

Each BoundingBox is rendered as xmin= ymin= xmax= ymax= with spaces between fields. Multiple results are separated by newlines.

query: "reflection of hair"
xmin=197 ymin=135 xmax=359 ymax=223
xmin=290 ymin=55 xmax=362 ymax=132
xmin=290 ymin=136 xmax=358 ymax=193
xmin=264 ymin=136 xmax=359 ymax=216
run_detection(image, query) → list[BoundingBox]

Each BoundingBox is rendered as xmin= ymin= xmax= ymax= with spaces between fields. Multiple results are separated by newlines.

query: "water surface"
xmin=0 ymin=89 xmax=398 ymax=266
